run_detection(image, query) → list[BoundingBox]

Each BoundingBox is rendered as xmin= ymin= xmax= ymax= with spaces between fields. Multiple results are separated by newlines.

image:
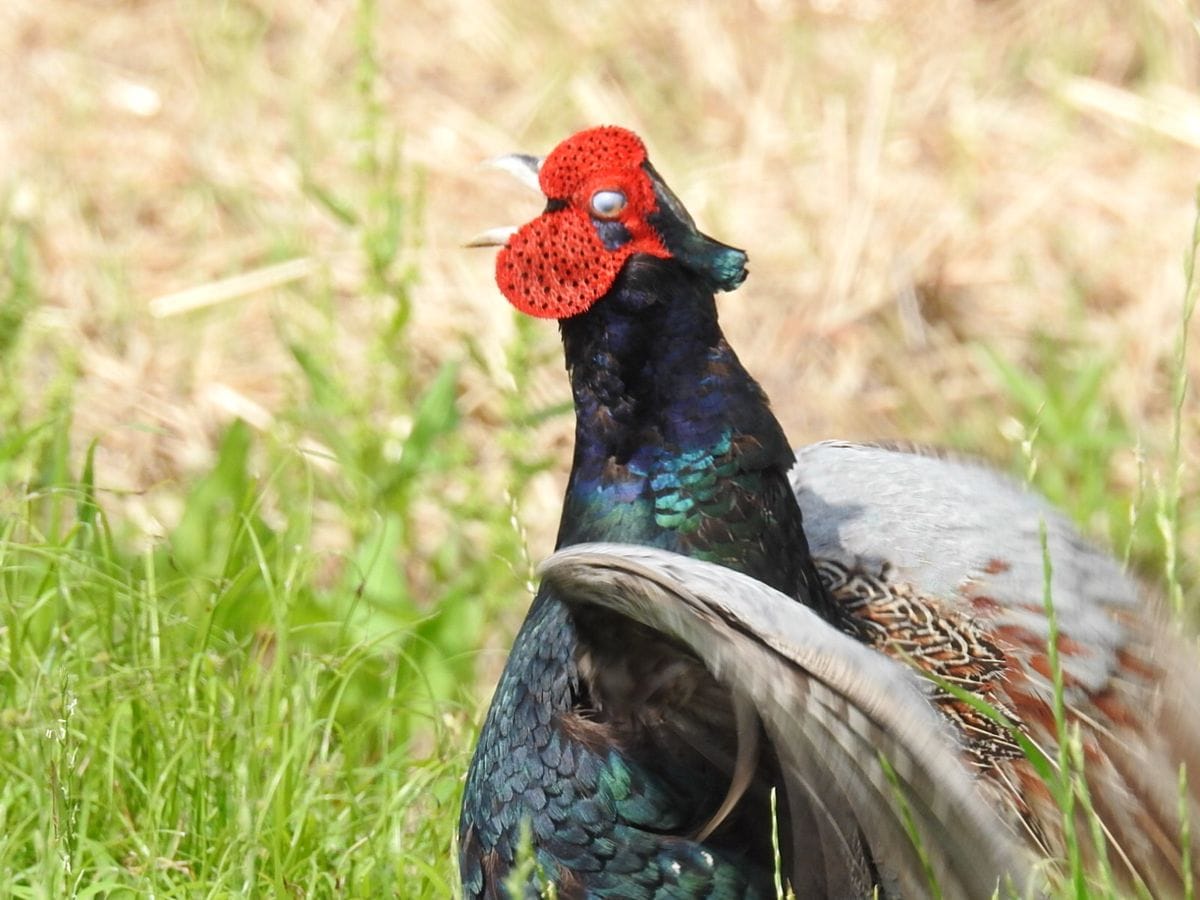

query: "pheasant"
xmin=459 ymin=125 xmax=1200 ymax=899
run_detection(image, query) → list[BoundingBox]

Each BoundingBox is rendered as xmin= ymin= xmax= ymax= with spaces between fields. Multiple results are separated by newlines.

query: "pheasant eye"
xmin=589 ymin=189 xmax=626 ymax=220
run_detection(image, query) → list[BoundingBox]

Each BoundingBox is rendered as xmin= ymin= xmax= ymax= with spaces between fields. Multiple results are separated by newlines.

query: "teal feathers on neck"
xmin=650 ymin=431 xmax=735 ymax=531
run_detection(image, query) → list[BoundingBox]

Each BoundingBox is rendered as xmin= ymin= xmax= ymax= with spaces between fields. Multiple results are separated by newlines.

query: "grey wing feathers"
xmin=793 ymin=441 xmax=1139 ymax=610
xmin=793 ymin=441 xmax=1200 ymax=893
xmin=539 ymin=543 xmax=1035 ymax=900
xmin=793 ymin=441 xmax=1141 ymax=692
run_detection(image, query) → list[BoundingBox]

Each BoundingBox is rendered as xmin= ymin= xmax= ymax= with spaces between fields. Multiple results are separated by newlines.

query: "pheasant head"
xmin=472 ymin=126 xmax=748 ymax=319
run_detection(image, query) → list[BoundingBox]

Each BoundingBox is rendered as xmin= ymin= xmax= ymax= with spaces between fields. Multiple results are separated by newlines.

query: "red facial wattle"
xmin=537 ymin=126 xmax=649 ymax=198
xmin=495 ymin=126 xmax=671 ymax=320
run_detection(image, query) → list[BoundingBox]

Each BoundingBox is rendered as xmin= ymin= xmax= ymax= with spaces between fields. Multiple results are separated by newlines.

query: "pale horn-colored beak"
xmin=485 ymin=153 xmax=543 ymax=193
xmin=464 ymin=153 xmax=545 ymax=248
xmin=464 ymin=225 xmax=519 ymax=248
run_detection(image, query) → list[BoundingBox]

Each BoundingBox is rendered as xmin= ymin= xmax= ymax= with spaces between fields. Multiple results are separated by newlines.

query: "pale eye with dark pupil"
xmin=589 ymin=189 xmax=626 ymax=220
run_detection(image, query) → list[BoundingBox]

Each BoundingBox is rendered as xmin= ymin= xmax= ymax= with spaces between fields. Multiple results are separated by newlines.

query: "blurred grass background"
xmin=1 ymin=0 xmax=1198 ymax=895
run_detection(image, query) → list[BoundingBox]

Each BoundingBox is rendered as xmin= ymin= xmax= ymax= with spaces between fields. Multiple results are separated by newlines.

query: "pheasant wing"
xmin=540 ymin=542 xmax=1034 ymax=899
xmin=793 ymin=441 xmax=1200 ymax=892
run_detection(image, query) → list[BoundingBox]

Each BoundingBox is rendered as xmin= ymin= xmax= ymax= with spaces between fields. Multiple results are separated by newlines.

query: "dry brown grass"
xmin=4 ymin=0 xmax=1199 ymax=565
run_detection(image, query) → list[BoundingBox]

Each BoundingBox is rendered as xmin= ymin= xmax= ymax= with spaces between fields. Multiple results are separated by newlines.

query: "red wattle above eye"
xmin=539 ymin=127 xmax=648 ymax=199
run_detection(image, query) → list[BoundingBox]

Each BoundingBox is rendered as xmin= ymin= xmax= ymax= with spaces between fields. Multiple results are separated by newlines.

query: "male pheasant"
xmin=459 ymin=126 xmax=1200 ymax=899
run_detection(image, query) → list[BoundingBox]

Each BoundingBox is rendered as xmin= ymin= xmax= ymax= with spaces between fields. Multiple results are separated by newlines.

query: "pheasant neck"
xmin=554 ymin=257 xmax=831 ymax=614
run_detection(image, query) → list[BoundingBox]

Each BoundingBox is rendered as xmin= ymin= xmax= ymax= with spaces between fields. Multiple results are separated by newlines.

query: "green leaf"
xmin=380 ymin=361 xmax=460 ymax=502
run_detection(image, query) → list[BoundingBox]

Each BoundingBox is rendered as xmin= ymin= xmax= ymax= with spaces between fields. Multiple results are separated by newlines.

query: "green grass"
xmin=0 ymin=294 xmax=513 ymax=895
xmin=0 ymin=2 xmax=553 ymax=893
xmin=0 ymin=484 xmax=464 ymax=895
xmin=0 ymin=204 xmax=549 ymax=897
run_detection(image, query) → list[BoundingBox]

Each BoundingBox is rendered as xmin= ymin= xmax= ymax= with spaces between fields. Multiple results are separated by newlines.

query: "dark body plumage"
xmin=460 ymin=256 xmax=832 ymax=898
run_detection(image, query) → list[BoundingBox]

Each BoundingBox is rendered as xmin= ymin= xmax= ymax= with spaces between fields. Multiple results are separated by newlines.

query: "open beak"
xmin=486 ymin=153 xmax=543 ymax=193
xmin=464 ymin=226 xmax=519 ymax=248
xmin=465 ymin=153 xmax=544 ymax=248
